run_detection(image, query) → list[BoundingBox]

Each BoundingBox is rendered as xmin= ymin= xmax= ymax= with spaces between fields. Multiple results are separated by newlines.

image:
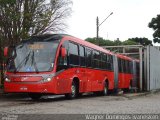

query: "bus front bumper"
xmin=4 ymin=81 xmax=57 ymax=94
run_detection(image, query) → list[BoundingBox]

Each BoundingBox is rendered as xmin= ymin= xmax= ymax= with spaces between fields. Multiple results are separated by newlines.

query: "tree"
xmin=85 ymin=37 xmax=97 ymax=45
xmin=0 ymin=0 xmax=72 ymax=85
xmin=0 ymin=0 xmax=72 ymax=46
xmin=122 ymin=40 xmax=137 ymax=45
xmin=85 ymin=37 xmax=114 ymax=46
xmin=148 ymin=14 xmax=160 ymax=43
xmin=85 ymin=37 xmax=152 ymax=46
xmin=128 ymin=37 xmax=152 ymax=46
xmin=113 ymin=38 xmax=122 ymax=46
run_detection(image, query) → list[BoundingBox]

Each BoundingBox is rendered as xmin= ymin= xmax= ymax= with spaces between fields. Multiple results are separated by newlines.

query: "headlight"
xmin=5 ymin=77 xmax=11 ymax=82
xmin=43 ymin=77 xmax=52 ymax=82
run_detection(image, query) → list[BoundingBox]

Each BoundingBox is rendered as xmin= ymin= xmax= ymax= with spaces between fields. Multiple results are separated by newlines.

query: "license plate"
xmin=20 ymin=87 xmax=28 ymax=90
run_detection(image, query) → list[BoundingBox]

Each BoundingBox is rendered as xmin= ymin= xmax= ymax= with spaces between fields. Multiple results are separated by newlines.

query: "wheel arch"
xmin=72 ymin=77 xmax=80 ymax=93
xmin=104 ymin=79 xmax=109 ymax=89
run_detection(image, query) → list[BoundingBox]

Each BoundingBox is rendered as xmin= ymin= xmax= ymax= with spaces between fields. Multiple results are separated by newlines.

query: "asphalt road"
xmin=0 ymin=91 xmax=160 ymax=115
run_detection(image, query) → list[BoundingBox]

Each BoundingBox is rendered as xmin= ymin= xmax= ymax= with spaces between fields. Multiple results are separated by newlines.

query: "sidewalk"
xmin=122 ymin=92 xmax=150 ymax=98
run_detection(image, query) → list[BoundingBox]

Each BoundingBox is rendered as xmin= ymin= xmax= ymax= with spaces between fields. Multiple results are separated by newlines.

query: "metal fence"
xmin=144 ymin=46 xmax=160 ymax=91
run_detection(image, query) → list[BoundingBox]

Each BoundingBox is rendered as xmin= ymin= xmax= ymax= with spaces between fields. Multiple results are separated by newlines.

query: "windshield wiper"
xmin=14 ymin=51 xmax=32 ymax=73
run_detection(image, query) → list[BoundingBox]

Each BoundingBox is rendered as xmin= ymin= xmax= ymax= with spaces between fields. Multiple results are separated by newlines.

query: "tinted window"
xmin=93 ymin=50 xmax=100 ymax=59
xmin=69 ymin=42 xmax=79 ymax=66
xmin=86 ymin=48 xmax=92 ymax=67
xmin=69 ymin=43 xmax=78 ymax=55
xmin=92 ymin=50 xmax=100 ymax=68
xmin=118 ymin=58 xmax=122 ymax=73
xmin=102 ymin=53 xmax=107 ymax=61
xmin=79 ymin=45 xmax=85 ymax=66
xmin=136 ymin=62 xmax=140 ymax=75
xmin=122 ymin=60 xmax=126 ymax=73
xmin=129 ymin=61 xmax=133 ymax=73
xmin=106 ymin=54 xmax=113 ymax=70
xmin=101 ymin=53 xmax=106 ymax=69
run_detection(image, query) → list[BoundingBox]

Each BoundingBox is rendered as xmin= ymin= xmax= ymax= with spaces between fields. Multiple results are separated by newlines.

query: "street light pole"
xmin=96 ymin=12 xmax=113 ymax=45
xmin=96 ymin=16 xmax=99 ymax=40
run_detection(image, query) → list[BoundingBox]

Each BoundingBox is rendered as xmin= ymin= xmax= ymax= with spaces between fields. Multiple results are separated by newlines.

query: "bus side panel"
xmin=118 ymin=73 xmax=133 ymax=89
xmin=107 ymin=71 xmax=114 ymax=90
xmin=55 ymin=67 xmax=115 ymax=94
xmin=55 ymin=69 xmax=73 ymax=94
xmin=55 ymin=67 xmax=90 ymax=94
xmin=86 ymin=69 xmax=103 ymax=92
xmin=85 ymin=68 xmax=114 ymax=92
xmin=124 ymin=74 xmax=133 ymax=88
xmin=118 ymin=73 xmax=124 ymax=88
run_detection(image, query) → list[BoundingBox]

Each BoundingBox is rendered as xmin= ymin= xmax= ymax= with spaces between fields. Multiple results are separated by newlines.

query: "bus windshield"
xmin=7 ymin=37 xmax=60 ymax=72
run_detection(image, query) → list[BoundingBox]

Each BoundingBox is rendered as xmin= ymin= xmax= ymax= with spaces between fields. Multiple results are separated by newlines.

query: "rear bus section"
xmin=117 ymin=55 xmax=133 ymax=90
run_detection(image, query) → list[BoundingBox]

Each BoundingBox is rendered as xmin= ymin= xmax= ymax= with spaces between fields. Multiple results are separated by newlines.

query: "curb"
xmin=122 ymin=92 xmax=149 ymax=99
xmin=122 ymin=90 xmax=160 ymax=99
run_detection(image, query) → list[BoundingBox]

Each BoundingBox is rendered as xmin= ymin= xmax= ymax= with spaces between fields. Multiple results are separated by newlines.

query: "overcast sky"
xmin=66 ymin=0 xmax=160 ymax=43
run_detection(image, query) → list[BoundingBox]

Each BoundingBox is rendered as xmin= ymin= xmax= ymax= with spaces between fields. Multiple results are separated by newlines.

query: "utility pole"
xmin=96 ymin=16 xmax=99 ymax=41
xmin=96 ymin=12 xmax=113 ymax=46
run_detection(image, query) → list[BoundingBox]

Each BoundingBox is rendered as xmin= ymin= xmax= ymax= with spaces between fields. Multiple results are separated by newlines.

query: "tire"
xmin=102 ymin=82 xmax=108 ymax=96
xmin=78 ymin=93 xmax=83 ymax=98
xmin=28 ymin=93 xmax=42 ymax=100
xmin=65 ymin=81 xmax=77 ymax=99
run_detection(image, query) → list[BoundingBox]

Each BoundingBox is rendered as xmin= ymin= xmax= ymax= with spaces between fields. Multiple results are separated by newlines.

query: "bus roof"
xmin=116 ymin=54 xmax=133 ymax=61
xmin=62 ymin=35 xmax=113 ymax=55
xmin=29 ymin=34 xmax=139 ymax=62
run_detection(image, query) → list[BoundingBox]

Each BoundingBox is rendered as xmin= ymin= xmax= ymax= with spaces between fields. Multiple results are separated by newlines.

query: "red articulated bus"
xmin=4 ymin=34 xmax=139 ymax=100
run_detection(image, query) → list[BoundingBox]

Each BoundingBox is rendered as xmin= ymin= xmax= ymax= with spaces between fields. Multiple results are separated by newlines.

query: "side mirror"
xmin=4 ymin=47 xmax=9 ymax=57
xmin=61 ymin=47 xmax=66 ymax=58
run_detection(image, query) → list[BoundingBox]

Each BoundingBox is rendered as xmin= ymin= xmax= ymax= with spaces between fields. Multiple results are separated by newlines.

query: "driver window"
xmin=56 ymin=41 xmax=69 ymax=72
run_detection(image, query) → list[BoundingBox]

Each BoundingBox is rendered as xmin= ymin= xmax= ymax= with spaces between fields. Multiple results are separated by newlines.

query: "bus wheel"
xmin=65 ymin=81 xmax=77 ymax=99
xmin=28 ymin=93 xmax=42 ymax=100
xmin=102 ymin=82 xmax=108 ymax=96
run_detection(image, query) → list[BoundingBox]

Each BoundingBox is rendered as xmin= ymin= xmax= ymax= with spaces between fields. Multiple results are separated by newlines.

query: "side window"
xmin=92 ymin=50 xmax=100 ymax=68
xmin=122 ymin=60 xmax=126 ymax=73
xmin=106 ymin=54 xmax=113 ymax=71
xmin=86 ymin=48 xmax=92 ymax=67
xmin=127 ymin=60 xmax=131 ymax=73
xmin=99 ymin=53 xmax=103 ymax=69
xmin=118 ymin=58 xmax=122 ymax=73
xmin=136 ymin=62 xmax=140 ymax=75
xmin=129 ymin=61 xmax=133 ymax=74
xmin=69 ymin=42 xmax=79 ymax=66
xmin=101 ymin=53 xmax=107 ymax=69
xmin=69 ymin=42 xmax=78 ymax=55
xmin=79 ymin=45 xmax=85 ymax=66
xmin=126 ymin=60 xmax=128 ymax=73
xmin=110 ymin=55 xmax=113 ymax=70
